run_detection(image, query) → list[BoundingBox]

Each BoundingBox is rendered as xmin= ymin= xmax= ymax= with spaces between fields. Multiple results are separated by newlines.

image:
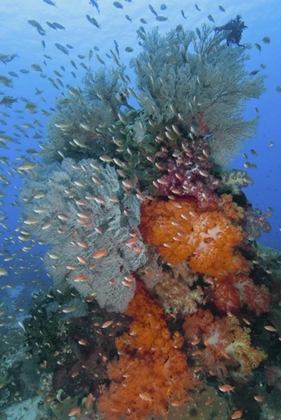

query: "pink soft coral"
xmin=183 ymin=309 xmax=267 ymax=382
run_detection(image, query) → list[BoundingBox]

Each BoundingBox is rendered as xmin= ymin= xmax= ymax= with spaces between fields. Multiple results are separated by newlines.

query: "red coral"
xmin=233 ymin=274 xmax=270 ymax=316
xmin=97 ymin=283 xmax=192 ymax=420
xmin=183 ymin=309 xmax=267 ymax=382
xmin=213 ymin=271 xmax=270 ymax=316
xmin=183 ymin=308 xmax=214 ymax=342
xmin=213 ymin=276 xmax=241 ymax=314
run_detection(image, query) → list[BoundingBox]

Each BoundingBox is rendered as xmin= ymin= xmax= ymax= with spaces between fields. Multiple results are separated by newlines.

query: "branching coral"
xmin=97 ymin=283 xmax=192 ymax=420
xmin=183 ymin=309 xmax=267 ymax=383
xmin=139 ymin=196 xmax=247 ymax=278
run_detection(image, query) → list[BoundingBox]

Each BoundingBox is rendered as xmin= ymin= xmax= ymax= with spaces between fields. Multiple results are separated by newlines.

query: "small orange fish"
xmin=66 ymin=264 xmax=77 ymax=270
xmin=135 ymin=189 xmax=146 ymax=201
xmin=205 ymin=397 xmax=215 ymax=406
xmin=208 ymin=369 xmax=216 ymax=376
xmin=77 ymin=256 xmax=87 ymax=264
xmin=57 ymin=213 xmax=70 ymax=221
xmin=219 ymin=384 xmax=235 ymax=392
xmin=78 ymin=339 xmax=88 ymax=346
xmin=92 ymin=249 xmax=108 ymax=259
xmin=89 ymin=263 xmax=96 ymax=270
xmin=125 ymin=237 xmax=139 ymax=247
xmin=198 ymin=169 xmax=208 ymax=177
xmin=99 ymin=155 xmax=113 ymax=162
xmin=77 ymin=241 xmax=88 ymax=249
xmin=264 ymin=325 xmax=277 ymax=332
xmin=122 ymin=179 xmax=134 ymax=189
xmin=139 ymin=392 xmax=153 ymax=402
xmin=62 ymin=306 xmax=77 ymax=314
xmin=132 ymin=245 xmax=142 ymax=253
xmin=117 ymin=169 xmax=126 ymax=177
xmin=23 ymin=218 xmax=39 ymax=225
xmin=122 ymin=279 xmax=134 ymax=288
xmin=74 ymin=273 xmax=88 ymax=282
xmin=42 ymin=222 xmax=52 ymax=230
xmin=74 ymin=180 xmax=85 ymax=188
xmin=113 ymin=157 xmax=124 ymax=167
xmin=254 ymin=395 xmax=264 ymax=402
xmin=94 ymin=196 xmax=106 ymax=205
xmin=242 ymin=317 xmax=251 ymax=325
xmin=170 ymin=401 xmax=183 ymax=407
xmin=68 ymin=407 xmax=81 ymax=417
xmin=75 ymin=199 xmax=87 ymax=206
xmin=230 ymin=410 xmax=242 ymax=419
xmin=101 ymin=320 xmax=114 ymax=329
xmin=77 ymin=211 xmax=91 ymax=219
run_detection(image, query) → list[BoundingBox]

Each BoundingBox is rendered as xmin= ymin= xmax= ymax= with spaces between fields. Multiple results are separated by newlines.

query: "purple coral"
xmin=154 ymin=139 xmax=221 ymax=209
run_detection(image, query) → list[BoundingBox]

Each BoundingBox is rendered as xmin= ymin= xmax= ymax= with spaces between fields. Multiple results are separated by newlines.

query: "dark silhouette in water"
xmin=89 ymin=0 xmax=100 ymax=14
xmin=215 ymin=15 xmax=247 ymax=46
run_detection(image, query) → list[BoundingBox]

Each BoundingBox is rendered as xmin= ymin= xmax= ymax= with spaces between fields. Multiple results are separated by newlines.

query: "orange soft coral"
xmin=97 ymin=283 xmax=192 ymax=420
xmin=140 ymin=197 xmax=246 ymax=278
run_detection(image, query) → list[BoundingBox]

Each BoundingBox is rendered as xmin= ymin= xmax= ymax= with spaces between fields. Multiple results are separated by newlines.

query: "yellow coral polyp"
xmin=140 ymin=197 xmax=246 ymax=278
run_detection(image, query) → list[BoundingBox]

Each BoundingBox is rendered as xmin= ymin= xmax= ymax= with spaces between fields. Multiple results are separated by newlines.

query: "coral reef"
xmin=16 ymin=15 xmax=274 ymax=420
xmin=97 ymin=283 xmax=192 ymax=420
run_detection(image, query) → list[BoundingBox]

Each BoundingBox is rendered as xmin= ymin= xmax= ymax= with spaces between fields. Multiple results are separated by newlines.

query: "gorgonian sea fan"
xmin=20 ymin=158 xmax=147 ymax=312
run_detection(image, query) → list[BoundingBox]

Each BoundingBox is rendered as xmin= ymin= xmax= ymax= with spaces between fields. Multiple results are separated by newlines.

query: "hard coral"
xmin=97 ymin=283 xmax=192 ymax=420
xmin=140 ymin=196 xmax=246 ymax=277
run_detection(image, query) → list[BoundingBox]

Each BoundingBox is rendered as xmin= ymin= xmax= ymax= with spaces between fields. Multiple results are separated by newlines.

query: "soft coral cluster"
xmin=139 ymin=195 xmax=247 ymax=278
xmin=183 ymin=309 xmax=267 ymax=383
xmin=97 ymin=283 xmax=192 ymax=420
xmin=154 ymin=139 xmax=220 ymax=210
xmin=140 ymin=260 xmax=203 ymax=316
